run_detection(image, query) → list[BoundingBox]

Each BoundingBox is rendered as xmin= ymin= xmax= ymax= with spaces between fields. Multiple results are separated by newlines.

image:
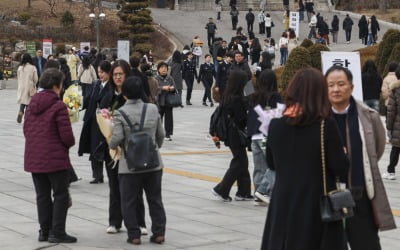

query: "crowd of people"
xmin=14 ymin=1 xmax=399 ymax=249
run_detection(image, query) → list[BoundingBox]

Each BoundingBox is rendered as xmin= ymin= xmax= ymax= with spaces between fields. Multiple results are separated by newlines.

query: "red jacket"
xmin=23 ymin=90 xmax=75 ymax=173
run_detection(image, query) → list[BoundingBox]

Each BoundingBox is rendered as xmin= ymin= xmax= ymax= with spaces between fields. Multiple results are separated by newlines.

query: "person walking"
xmin=32 ymin=49 xmax=47 ymax=80
xmin=331 ymin=15 xmax=339 ymax=44
xmin=250 ymin=37 xmax=262 ymax=65
xmin=326 ymin=65 xmax=396 ymax=250
xmin=343 ymin=14 xmax=354 ymax=44
xmin=77 ymin=56 xmax=97 ymax=102
xmin=381 ymin=61 xmax=399 ymax=108
xmin=229 ymin=0 xmax=236 ymax=7
xmin=298 ymin=0 xmax=305 ymax=22
xmin=358 ymin=15 xmax=368 ymax=46
xmin=169 ymin=51 xmax=184 ymax=107
xmin=258 ymin=9 xmax=266 ymax=34
xmin=287 ymin=29 xmax=298 ymax=56
xmin=198 ymin=54 xmax=215 ymax=107
xmin=212 ymin=70 xmax=253 ymax=202
xmin=261 ymin=68 xmax=349 ymax=250
xmin=109 ymin=77 xmax=166 ymax=245
xmin=17 ymin=53 xmax=38 ymax=123
xmin=231 ymin=51 xmax=252 ymax=80
xmin=230 ymin=6 xmax=239 ymax=30
xmin=308 ymin=11 xmax=317 ymax=39
xmin=155 ymin=62 xmax=176 ymax=141
xmin=278 ymin=32 xmax=289 ymax=65
xmin=205 ymin=18 xmax=217 ymax=47
xmin=305 ymin=0 xmax=314 ymax=23
xmin=66 ymin=48 xmax=80 ymax=83
xmin=246 ymin=8 xmax=255 ymax=33
xmin=216 ymin=52 xmax=233 ymax=100
xmin=247 ymin=69 xmax=281 ymax=205
xmin=24 ymin=68 xmax=77 ymax=243
xmin=182 ymin=52 xmax=198 ymax=105
xmin=264 ymin=13 xmax=273 ymax=39
xmin=216 ymin=2 xmax=222 ymax=22
xmin=370 ymin=15 xmax=380 ymax=45
xmin=318 ymin=17 xmax=330 ymax=46
xmin=140 ymin=63 xmax=159 ymax=104
xmin=361 ymin=60 xmax=382 ymax=111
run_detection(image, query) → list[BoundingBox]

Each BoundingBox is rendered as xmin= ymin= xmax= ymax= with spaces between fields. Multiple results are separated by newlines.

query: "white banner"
xmin=289 ymin=12 xmax=300 ymax=38
xmin=80 ymin=42 xmax=90 ymax=52
xmin=117 ymin=40 xmax=130 ymax=62
xmin=321 ymin=51 xmax=363 ymax=101
xmin=42 ymin=39 xmax=52 ymax=59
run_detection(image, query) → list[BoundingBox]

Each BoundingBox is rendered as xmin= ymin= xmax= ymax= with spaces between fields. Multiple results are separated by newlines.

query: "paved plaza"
xmin=0 ymin=7 xmax=400 ymax=250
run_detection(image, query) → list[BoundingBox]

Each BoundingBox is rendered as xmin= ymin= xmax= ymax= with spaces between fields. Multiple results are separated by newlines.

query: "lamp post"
xmin=89 ymin=12 xmax=106 ymax=51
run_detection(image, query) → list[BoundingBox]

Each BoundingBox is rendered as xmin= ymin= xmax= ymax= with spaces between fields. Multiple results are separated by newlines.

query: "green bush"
xmin=61 ymin=11 xmax=74 ymax=27
xmin=17 ymin=13 xmax=31 ymax=25
xmin=375 ymin=29 xmax=400 ymax=75
xmin=300 ymin=38 xmax=314 ymax=48
xmin=308 ymin=44 xmax=330 ymax=71
xmin=382 ymin=43 xmax=400 ymax=77
xmin=27 ymin=18 xmax=41 ymax=27
xmin=280 ymin=46 xmax=311 ymax=93
xmin=133 ymin=43 xmax=152 ymax=55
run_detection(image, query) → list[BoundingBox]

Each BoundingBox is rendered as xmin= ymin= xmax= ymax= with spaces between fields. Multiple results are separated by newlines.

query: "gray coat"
xmin=169 ymin=62 xmax=183 ymax=90
xmin=109 ymin=99 xmax=165 ymax=174
xmin=155 ymin=74 xmax=175 ymax=107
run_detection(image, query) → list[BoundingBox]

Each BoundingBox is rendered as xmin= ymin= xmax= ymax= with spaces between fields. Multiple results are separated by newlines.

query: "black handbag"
xmin=165 ymin=90 xmax=182 ymax=107
xmin=319 ymin=120 xmax=355 ymax=222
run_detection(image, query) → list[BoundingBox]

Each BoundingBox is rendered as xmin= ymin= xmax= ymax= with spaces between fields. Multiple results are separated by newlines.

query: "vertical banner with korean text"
xmin=321 ymin=51 xmax=363 ymax=101
xmin=289 ymin=12 xmax=300 ymax=37
xmin=42 ymin=39 xmax=53 ymax=59
xmin=26 ymin=41 xmax=36 ymax=57
xmin=117 ymin=40 xmax=130 ymax=62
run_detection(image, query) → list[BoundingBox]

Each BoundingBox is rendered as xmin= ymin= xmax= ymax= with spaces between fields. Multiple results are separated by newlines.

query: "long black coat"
xmin=78 ymin=80 xmax=113 ymax=159
xmin=358 ymin=19 xmax=368 ymax=39
xmin=261 ymin=117 xmax=349 ymax=250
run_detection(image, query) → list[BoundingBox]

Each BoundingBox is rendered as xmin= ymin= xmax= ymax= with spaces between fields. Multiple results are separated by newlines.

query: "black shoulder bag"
xmin=320 ymin=119 xmax=355 ymax=222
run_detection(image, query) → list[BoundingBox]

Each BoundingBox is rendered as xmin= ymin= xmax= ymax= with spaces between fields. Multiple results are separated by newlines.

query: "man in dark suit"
xmin=32 ymin=49 xmax=47 ymax=79
xmin=216 ymin=52 xmax=233 ymax=99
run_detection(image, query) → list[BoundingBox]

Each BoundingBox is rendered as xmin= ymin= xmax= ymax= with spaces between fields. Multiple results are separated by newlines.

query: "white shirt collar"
xmin=331 ymin=104 xmax=350 ymax=114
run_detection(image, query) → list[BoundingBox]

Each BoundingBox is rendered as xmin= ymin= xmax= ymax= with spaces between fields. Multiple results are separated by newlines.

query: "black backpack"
xmin=209 ymin=105 xmax=228 ymax=142
xmin=119 ymin=104 xmax=159 ymax=172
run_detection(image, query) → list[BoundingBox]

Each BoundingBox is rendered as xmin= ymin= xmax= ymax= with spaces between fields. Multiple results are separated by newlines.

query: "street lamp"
xmin=89 ymin=12 xmax=106 ymax=51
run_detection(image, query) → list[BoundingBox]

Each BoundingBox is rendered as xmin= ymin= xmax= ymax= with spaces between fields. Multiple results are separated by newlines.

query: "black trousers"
xmin=119 ymin=171 xmax=166 ymax=240
xmin=184 ymin=76 xmax=194 ymax=101
xmin=207 ymin=33 xmax=215 ymax=47
xmin=214 ymin=144 xmax=251 ymax=197
xmin=345 ymin=30 xmax=352 ymax=42
xmin=345 ymin=191 xmax=381 ymax=250
xmin=387 ymin=146 xmax=400 ymax=173
xmin=266 ymin=27 xmax=271 ymax=38
xmin=105 ymin=162 xmax=123 ymax=228
xmin=159 ymin=105 xmax=173 ymax=136
xmin=247 ymin=22 xmax=253 ymax=33
xmin=19 ymin=104 xmax=27 ymax=113
xmin=32 ymin=169 xmax=70 ymax=236
xmin=259 ymin=22 xmax=265 ymax=34
xmin=91 ymin=159 xmax=105 ymax=180
xmin=202 ymin=80 xmax=213 ymax=103
xmin=232 ymin=17 xmax=238 ymax=30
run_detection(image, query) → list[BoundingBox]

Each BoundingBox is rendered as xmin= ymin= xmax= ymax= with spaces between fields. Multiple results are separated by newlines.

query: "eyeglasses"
xmin=113 ymin=73 xmax=125 ymax=78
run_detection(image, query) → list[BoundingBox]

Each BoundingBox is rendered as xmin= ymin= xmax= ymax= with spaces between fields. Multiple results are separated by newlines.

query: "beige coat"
xmin=17 ymin=64 xmax=38 ymax=105
xmin=356 ymin=101 xmax=396 ymax=231
xmin=381 ymin=72 xmax=397 ymax=106
xmin=66 ymin=54 xmax=79 ymax=81
xmin=77 ymin=64 xmax=97 ymax=84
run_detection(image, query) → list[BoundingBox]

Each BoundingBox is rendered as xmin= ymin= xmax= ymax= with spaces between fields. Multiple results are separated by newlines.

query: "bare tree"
xmin=28 ymin=0 xmax=31 ymax=8
xmin=379 ymin=0 xmax=388 ymax=12
xmin=85 ymin=0 xmax=102 ymax=13
xmin=42 ymin=0 xmax=59 ymax=17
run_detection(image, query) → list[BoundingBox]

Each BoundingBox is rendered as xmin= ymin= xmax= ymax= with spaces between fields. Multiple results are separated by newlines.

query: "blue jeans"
xmin=251 ymin=139 xmax=275 ymax=196
xmin=280 ymin=48 xmax=288 ymax=65
xmin=367 ymin=33 xmax=374 ymax=46
xmin=364 ymin=99 xmax=379 ymax=112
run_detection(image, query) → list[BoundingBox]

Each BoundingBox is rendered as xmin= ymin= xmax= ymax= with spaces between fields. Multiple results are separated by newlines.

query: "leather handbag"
xmin=319 ymin=120 xmax=355 ymax=222
xmin=165 ymin=90 xmax=182 ymax=107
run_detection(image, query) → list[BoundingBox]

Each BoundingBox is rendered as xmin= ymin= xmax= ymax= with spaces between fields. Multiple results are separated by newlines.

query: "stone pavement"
xmin=1 ymin=76 xmax=400 ymax=250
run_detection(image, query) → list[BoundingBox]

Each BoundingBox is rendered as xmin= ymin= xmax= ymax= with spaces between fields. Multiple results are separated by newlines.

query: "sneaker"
xmin=254 ymin=198 xmax=267 ymax=206
xmin=165 ymin=136 xmax=172 ymax=141
xmin=48 ymin=233 xmax=77 ymax=243
xmin=150 ymin=235 xmax=165 ymax=244
xmin=106 ymin=225 xmax=120 ymax=234
xmin=186 ymin=101 xmax=192 ymax=105
xmin=234 ymin=194 xmax=254 ymax=201
xmin=255 ymin=191 xmax=271 ymax=204
xmin=382 ymin=172 xmax=396 ymax=180
xmin=210 ymin=103 xmax=214 ymax=107
xmin=140 ymin=227 xmax=148 ymax=236
xmin=211 ymin=188 xmax=232 ymax=202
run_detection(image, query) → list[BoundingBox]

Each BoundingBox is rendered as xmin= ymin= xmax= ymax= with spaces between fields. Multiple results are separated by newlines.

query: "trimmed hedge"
xmin=383 ymin=43 xmax=400 ymax=77
xmin=280 ymin=46 xmax=311 ymax=93
xmin=308 ymin=44 xmax=330 ymax=71
xmin=375 ymin=29 xmax=400 ymax=75
xmin=300 ymin=38 xmax=314 ymax=48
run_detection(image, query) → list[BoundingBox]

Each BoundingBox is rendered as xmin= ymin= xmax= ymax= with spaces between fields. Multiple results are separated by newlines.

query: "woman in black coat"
xmin=358 ymin=15 xmax=368 ymax=45
xmin=361 ymin=60 xmax=382 ymax=111
xmin=370 ymin=15 xmax=380 ymax=44
xmin=261 ymin=68 xmax=349 ymax=250
xmin=212 ymin=70 xmax=252 ymax=202
xmin=331 ymin=15 xmax=339 ymax=44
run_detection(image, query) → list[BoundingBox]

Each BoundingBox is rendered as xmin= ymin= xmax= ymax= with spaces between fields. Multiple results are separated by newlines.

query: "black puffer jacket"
xmin=386 ymin=80 xmax=400 ymax=147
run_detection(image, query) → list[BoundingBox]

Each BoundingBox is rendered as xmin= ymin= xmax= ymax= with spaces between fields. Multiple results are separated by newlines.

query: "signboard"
xmin=42 ymin=39 xmax=53 ymax=59
xmin=26 ymin=41 xmax=36 ymax=57
xmin=15 ymin=41 xmax=26 ymax=52
xmin=117 ymin=40 xmax=130 ymax=62
xmin=80 ymin=42 xmax=90 ymax=52
xmin=289 ymin=12 xmax=300 ymax=38
xmin=321 ymin=51 xmax=363 ymax=101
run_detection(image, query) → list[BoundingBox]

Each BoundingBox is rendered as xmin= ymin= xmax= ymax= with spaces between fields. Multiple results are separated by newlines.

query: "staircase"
xmin=178 ymin=0 xmax=330 ymax=11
